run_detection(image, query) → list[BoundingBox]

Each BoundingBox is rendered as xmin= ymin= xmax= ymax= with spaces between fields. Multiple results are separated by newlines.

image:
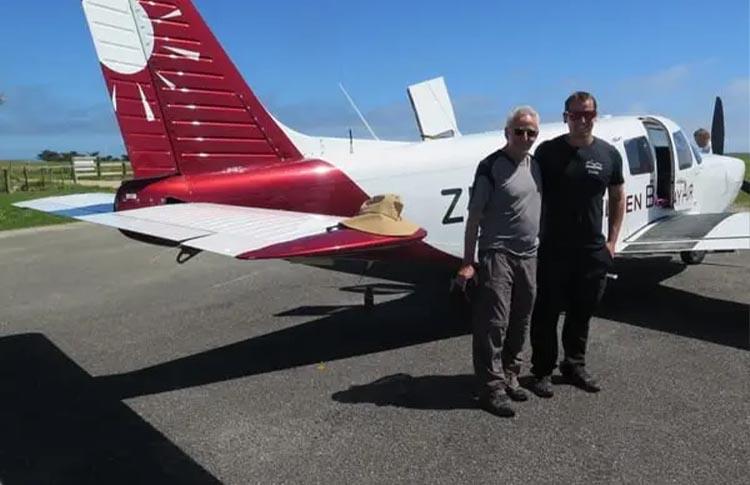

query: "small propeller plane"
xmin=16 ymin=0 xmax=750 ymax=298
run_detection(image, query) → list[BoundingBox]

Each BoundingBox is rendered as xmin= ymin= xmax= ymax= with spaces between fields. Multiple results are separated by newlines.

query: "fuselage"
xmin=282 ymin=116 xmax=746 ymax=257
xmin=115 ymin=115 xmax=745 ymax=262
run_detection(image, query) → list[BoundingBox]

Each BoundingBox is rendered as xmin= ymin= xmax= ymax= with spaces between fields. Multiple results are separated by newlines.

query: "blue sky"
xmin=0 ymin=0 xmax=748 ymax=159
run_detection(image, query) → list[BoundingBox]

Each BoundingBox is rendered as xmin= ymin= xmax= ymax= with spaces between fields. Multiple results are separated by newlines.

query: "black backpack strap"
xmin=473 ymin=149 xmax=503 ymax=190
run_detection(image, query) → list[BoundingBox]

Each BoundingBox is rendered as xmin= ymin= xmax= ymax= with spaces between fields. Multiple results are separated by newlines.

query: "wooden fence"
xmin=1 ymin=161 xmax=133 ymax=193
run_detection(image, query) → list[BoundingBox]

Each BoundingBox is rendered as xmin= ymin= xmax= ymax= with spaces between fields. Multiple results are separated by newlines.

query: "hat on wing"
xmin=340 ymin=194 xmax=421 ymax=237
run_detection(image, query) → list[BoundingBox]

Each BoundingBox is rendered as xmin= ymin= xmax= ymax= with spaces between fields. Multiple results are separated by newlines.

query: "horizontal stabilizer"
xmin=618 ymin=212 xmax=750 ymax=253
xmin=14 ymin=193 xmax=115 ymax=218
xmin=14 ymin=195 xmax=427 ymax=260
xmin=407 ymin=77 xmax=460 ymax=140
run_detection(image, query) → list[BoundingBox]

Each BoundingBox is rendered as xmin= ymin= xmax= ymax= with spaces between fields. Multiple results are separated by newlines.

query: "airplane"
xmin=15 ymin=0 xmax=750 ymax=306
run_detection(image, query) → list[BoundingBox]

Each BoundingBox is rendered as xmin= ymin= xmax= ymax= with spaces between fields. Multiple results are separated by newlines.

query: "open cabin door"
xmin=642 ymin=118 xmax=674 ymax=208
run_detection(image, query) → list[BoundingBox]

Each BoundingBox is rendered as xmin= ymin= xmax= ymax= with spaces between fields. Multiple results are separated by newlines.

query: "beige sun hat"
xmin=340 ymin=194 xmax=421 ymax=236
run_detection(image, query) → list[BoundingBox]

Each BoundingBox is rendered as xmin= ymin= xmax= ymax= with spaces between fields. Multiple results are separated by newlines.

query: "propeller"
xmin=711 ymin=96 xmax=724 ymax=155
xmin=711 ymin=96 xmax=750 ymax=194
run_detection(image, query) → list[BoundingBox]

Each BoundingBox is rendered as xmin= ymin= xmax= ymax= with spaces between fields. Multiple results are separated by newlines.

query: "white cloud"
xmin=638 ymin=64 xmax=690 ymax=90
xmin=725 ymin=77 xmax=749 ymax=101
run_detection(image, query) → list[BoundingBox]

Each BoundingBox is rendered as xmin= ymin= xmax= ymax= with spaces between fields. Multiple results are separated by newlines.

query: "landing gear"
xmin=680 ymin=250 xmax=706 ymax=265
xmin=364 ymin=286 xmax=374 ymax=310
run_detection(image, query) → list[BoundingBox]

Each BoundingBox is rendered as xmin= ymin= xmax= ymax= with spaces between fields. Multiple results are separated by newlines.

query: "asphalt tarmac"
xmin=1 ymin=223 xmax=748 ymax=484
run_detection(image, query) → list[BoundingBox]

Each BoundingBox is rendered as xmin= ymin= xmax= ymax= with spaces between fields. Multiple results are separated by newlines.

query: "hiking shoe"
xmin=560 ymin=365 xmax=601 ymax=393
xmin=529 ymin=375 xmax=554 ymax=398
xmin=478 ymin=391 xmax=515 ymax=417
xmin=504 ymin=373 xmax=529 ymax=402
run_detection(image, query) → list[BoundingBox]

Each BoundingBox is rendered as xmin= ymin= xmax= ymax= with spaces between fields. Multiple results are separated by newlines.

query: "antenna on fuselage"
xmin=338 ymin=83 xmax=380 ymax=141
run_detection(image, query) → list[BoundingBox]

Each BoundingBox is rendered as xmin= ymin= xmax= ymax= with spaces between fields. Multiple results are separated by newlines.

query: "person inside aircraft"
xmin=456 ymin=106 xmax=542 ymax=418
xmin=529 ymin=91 xmax=625 ymax=398
xmin=693 ymin=128 xmax=712 ymax=154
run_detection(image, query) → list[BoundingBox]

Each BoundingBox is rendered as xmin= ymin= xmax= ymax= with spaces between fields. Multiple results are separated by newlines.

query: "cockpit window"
xmin=624 ymin=136 xmax=655 ymax=175
xmin=673 ymin=130 xmax=693 ymax=169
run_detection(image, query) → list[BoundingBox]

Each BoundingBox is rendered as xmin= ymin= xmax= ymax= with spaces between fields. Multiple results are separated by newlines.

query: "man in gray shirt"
xmin=456 ymin=106 xmax=542 ymax=417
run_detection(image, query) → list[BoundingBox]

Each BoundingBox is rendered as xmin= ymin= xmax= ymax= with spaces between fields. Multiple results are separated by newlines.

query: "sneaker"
xmin=478 ymin=391 xmax=515 ymax=417
xmin=560 ymin=364 xmax=601 ymax=393
xmin=529 ymin=375 xmax=554 ymax=398
xmin=504 ymin=372 xmax=529 ymax=402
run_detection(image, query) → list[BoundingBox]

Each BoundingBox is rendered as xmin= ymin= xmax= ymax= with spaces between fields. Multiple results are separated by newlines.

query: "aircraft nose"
xmin=727 ymin=156 xmax=745 ymax=184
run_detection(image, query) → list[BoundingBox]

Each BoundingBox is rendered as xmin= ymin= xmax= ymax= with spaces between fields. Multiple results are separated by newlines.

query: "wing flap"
xmin=619 ymin=212 xmax=750 ymax=254
xmin=237 ymin=228 xmax=428 ymax=260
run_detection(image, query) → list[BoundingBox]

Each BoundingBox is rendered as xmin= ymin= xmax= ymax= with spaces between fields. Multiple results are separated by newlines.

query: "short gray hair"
xmin=505 ymin=105 xmax=540 ymax=128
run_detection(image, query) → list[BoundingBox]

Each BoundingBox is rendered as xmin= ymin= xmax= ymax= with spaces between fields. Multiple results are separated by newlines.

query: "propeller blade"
xmin=711 ymin=96 xmax=725 ymax=155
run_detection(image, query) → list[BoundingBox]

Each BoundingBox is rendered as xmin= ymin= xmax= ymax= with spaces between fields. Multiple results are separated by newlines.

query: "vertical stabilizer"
xmin=407 ymin=77 xmax=460 ymax=140
xmin=82 ymin=0 xmax=302 ymax=179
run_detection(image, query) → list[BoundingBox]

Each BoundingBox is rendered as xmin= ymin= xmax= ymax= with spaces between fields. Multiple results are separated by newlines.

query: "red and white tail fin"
xmin=82 ymin=0 xmax=302 ymax=179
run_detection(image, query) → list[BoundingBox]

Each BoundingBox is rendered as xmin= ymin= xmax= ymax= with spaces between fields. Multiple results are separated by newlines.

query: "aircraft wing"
xmin=13 ymin=193 xmax=427 ymax=260
xmin=618 ymin=212 xmax=750 ymax=254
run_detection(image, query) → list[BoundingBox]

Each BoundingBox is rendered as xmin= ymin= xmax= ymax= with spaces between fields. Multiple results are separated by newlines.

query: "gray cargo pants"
xmin=472 ymin=250 xmax=537 ymax=395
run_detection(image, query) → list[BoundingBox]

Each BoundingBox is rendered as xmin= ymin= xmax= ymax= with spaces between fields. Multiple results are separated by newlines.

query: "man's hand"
xmin=606 ymin=240 xmax=616 ymax=258
xmin=453 ymin=263 xmax=476 ymax=292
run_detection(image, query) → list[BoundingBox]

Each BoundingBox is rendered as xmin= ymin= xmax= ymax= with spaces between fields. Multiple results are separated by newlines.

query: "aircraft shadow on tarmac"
xmin=1 ymin=258 xmax=745 ymax=478
xmin=600 ymin=256 xmax=749 ymax=351
xmin=96 ymin=278 xmax=471 ymax=400
xmin=92 ymin=256 xmax=746 ymax=404
xmin=0 ymin=333 xmax=221 ymax=485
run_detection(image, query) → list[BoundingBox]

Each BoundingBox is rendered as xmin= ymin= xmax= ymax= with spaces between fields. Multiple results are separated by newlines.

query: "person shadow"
xmin=332 ymin=373 xmax=477 ymax=410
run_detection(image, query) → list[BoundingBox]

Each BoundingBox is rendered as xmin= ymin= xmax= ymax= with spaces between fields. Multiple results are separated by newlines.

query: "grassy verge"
xmin=728 ymin=153 xmax=749 ymax=209
xmin=0 ymin=186 xmax=115 ymax=232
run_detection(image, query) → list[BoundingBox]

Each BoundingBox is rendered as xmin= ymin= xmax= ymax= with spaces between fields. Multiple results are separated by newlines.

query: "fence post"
xmin=122 ymin=161 xmax=127 ymax=177
xmin=23 ymin=166 xmax=29 ymax=191
xmin=71 ymin=161 xmax=78 ymax=184
xmin=3 ymin=168 xmax=11 ymax=193
xmin=96 ymin=160 xmax=102 ymax=179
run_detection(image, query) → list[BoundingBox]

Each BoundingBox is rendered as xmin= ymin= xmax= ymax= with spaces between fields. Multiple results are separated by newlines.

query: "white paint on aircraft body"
xmin=280 ymin=116 xmax=745 ymax=258
xmin=138 ymin=84 xmax=155 ymax=122
xmin=82 ymin=0 xmax=154 ymax=75
xmin=163 ymin=46 xmax=200 ymax=61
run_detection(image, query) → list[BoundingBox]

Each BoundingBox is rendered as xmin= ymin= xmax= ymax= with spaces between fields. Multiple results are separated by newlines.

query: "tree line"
xmin=36 ymin=150 xmax=129 ymax=162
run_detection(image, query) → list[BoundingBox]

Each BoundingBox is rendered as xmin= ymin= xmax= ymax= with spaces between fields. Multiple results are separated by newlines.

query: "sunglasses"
xmin=566 ymin=110 xmax=597 ymax=121
xmin=513 ymin=128 xmax=538 ymax=138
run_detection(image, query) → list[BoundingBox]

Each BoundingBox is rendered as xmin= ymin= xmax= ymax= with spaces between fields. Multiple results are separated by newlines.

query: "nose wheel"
xmin=680 ymin=250 xmax=706 ymax=265
xmin=364 ymin=286 xmax=375 ymax=310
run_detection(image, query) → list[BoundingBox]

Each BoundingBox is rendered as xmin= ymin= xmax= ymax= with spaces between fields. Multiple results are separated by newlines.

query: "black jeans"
xmin=530 ymin=247 xmax=612 ymax=377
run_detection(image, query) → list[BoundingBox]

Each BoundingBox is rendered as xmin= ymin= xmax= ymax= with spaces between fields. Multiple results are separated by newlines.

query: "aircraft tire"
xmin=680 ymin=250 xmax=706 ymax=265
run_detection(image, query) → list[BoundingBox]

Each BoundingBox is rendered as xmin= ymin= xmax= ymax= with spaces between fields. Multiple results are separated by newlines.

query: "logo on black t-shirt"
xmin=584 ymin=160 xmax=603 ymax=175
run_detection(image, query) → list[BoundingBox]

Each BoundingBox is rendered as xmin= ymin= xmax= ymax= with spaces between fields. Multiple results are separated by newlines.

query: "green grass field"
xmin=0 ymin=186 xmax=115 ymax=232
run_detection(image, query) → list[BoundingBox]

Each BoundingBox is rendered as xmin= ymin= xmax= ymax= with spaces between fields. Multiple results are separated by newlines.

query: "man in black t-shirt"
xmin=529 ymin=91 xmax=625 ymax=398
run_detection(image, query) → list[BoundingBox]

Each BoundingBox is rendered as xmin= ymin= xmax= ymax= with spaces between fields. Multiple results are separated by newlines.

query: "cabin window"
xmin=624 ymin=136 xmax=654 ymax=175
xmin=673 ymin=130 xmax=693 ymax=169
xmin=690 ymin=143 xmax=703 ymax=164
